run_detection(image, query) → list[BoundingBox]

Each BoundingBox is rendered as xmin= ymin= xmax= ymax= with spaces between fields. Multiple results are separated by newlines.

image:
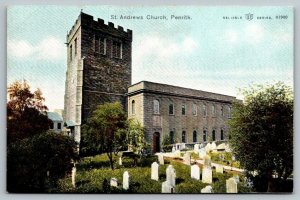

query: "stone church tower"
xmin=64 ymin=12 xmax=132 ymax=143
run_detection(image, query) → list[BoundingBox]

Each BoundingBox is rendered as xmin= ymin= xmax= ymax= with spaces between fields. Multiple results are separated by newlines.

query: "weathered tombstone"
xmin=194 ymin=144 xmax=200 ymax=153
xmin=161 ymin=181 xmax=175 ymax=193
xmin=202 ymin=155 xmax=212 ymax=184
xmin=216 ymin=164 xmax=224 ymax=174
xmin=119 ymin=157 xmax=122 ymax=166
xmin=123 ymin=171 xmax=130 ymax=190
xmin=183 ymin=152 xmax=191 ymax=165
xmin=226 ymin=178 xmax=238 ymax=193
xmin=205 ymin=143 xmax=212 ymax=153
xmin=198 ymin=148 xmax=206 ymax=159
xmin=110 ymin=178 xmax=118 ymax=187
xmin=200 ymin=143 xmax=204 ymax=148
xmin=158 ymin=153 xmax=164 ymax=165
xmin=151 ymin=162 xmax=159 ymax=181
xmin=174 ymin=150 xmax=181 ymax=158
xmin=211 ymin=142 xmax=217 ymax=150
xmin=201 ymin=185 xmax=213 ymax=193
xmin=233 ymin=175 xmax=240 ymax=183
xmin=225 ymin=144 xmax=232 ymax=152
xmin=166 ymin=165 xmax=176 ymax=187
xmin=71 ymin=166 xmax=76 ymax=188
xmin=191 ymin=164 xmax=200 ymax=180
xmin=172 ymin=146 xmax=176 ymax=153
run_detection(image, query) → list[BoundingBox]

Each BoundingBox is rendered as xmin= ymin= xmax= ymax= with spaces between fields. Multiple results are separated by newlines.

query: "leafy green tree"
xmin=7 ymin=131 xmax=79 ymax=192
xmin=228 ymin=82 xmax=293 ymax=192
xmin=7 ymin=80 xmax=51 ymax=143
xmin=126 ymin=119 xmax=146 ymax=155
xmin=81 ymin=102 xmax=127 ymax=169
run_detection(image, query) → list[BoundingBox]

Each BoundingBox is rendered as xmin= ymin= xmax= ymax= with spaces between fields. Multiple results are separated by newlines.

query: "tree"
xmin=81 ymin=102 xmax=127 ymax=169
xmin=7 ymin=131 xmax=79 ymax=192
xmin=7 ymin=80 xmax=51 ymax=143
xmin=228 ymin=82 xmax=293 ymax=192
xmin=126 ymin=119 xmax=146 ymax=155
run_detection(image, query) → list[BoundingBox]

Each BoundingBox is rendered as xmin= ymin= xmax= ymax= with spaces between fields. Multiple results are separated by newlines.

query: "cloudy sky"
xmin=7 ymin=6 xmax=293 ymax=110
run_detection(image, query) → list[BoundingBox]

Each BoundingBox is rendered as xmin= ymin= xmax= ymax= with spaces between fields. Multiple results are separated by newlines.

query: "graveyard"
xmin=55 ymin=142 xmax=253 ymax=193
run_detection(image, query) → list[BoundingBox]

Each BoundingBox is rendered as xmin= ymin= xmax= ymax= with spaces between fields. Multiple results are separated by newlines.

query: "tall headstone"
xmin=174 ymin=150 xmax=181 ymax=158
xmin=194 ymin=144 xmax=200 ymax=153
xmin=162 ymin=181 xmax=175 ymax=193
xmin=166 ymin=165 xmax=176 ymax=187
xmin=211 ymin=142 xmax=217 ymax=150
xmin=183 ymin=152 xmax=191 ymax=165
xmin=158 ymin=154 xmax=164 ymax=165
xmin=71 ymin=166 xmax=76 ymax=188
xmin=151 ymin=162 xmax=159 ymax=181
xmin=216 ymin=165 xmax=224 ymax=174
xmin=226 ymin=178 xmax=238 ymax=193
xmin=202 ymin=155 xmax=212 ymax=184
xmin=201 ymin=185 xmax=213 ymax=193
xmin=110 ymin=178 xmax=118 ymax=187
xmin=191 ymin=164 xmax=200 ymax=180
xmin=119 ymin=157 xmax=122 ymax=166
xmin=123 ymin=171 xmax=130 ymax=190
xmin=205 ymin=143 xmax=212 ymax=153
xmin=172 ymin=146 xmax=176 ymax=153
xmin=199 ymin=148 xmax=206 ymax=159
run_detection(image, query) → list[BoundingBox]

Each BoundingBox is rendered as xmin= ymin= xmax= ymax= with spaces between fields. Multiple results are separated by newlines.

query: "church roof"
xmin=47 ymin=112 xmax=63 ymax=122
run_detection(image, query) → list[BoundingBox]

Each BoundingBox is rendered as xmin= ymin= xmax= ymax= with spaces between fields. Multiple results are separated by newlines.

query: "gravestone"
xmin=158 ymin=154 xmax=164 ymax=165
xmin=217 ymin=143 xmax=226 ymax=151
xmin=201 ymin=185 xmax=213 ymax=193
xmin=151 ymin=162 xmax=159 ymax=181
xmin=183 ymin=152 xmax=191 ymax=165
xmin=110 ymin=178 xmax=118 ymax=187
xmin=205 ymin=143 xmax=212 ymax=153
xmin=119 ymin=157 xmax=122 ymax=166
xmin=166 ymin=165 xmax=176 ymax=187
xmin=225 ymin=144 xmax=232 ymax=152
xmin=216 ymin=165 xmax=224 ymax=174
xmin=226 ymin=178 xmax=238 ymax=193
xmin=200 ymin=143 xmax=204 ymax=148
xmin=194 ymin=144 xmax=200 ymax=153
xmin=198 ymin=148 xmax=206 ymax=159
xmin=71 ymin=166 xmax=76 ymax=188
xmin=172 ymin=146 xmax=176 ymax=153
xmin=233 ymin=175 xmax=240 ymax=183
xmin=174 ymin=150 xmax=181 ymax=158
xmin=123 ymin=171 xmax=130 ymax=190
xmin=202 ymin=155 xmax=212 ymax=184
xmin=211 ymin=142 xmax=217 ymax=150
xmin=161 ymin=181 xmax=175 ymax=193
xmin=191 ymin=164 xmax=200 ymax=180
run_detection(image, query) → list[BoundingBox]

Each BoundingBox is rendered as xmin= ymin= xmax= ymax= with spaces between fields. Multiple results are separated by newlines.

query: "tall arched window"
xmin=203 ymin=129 xmax=207 ymax=142
xmin=193 ymin=130 xmax=197 ymax=142
xmin=212 ymin=130 xmax=216 ymax=141
xmin=182 ymin=131 xmax=186 ymax=143
xmin=169 ymin=103 xmax=174 ymax=115
xmin=202 ymin=104 xmax=207 ymax=117
xmin=131 ymin=100 xmax=135 ymax=115
xmin=228 ymin=106 xmax=232 ymax=118
xmin=170 ymin=131 xmax=174 ymax=144
xmin=221 ymin=129 xmax=224 ymax=140
xmin=153 ymin=99 xmax=160 ymax=114
xmin=212 ymin=105 xmax=216 ymax=116
xmin=182 ymin=104 xmax=186 ymax=115
xmin=192 ymin=104 xmax=197 ymax=116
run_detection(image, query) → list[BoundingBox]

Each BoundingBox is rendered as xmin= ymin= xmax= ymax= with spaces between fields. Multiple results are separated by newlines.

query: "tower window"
xmin=182 ymin=131 xmax=186 ymax=143
xmin=74 ymin=38 xmax=77 ymax=56
xmin=153 ymin=100 xmax=160 ymax=114
xmin=221 ymin=129 xmax=224 ymax=140
xmin=192 ymin=103 xmax=197 ymax=116
xmin=169 ymin=103 xmax=174 ymax=115
xmin=69 ymin=44 xmax=72 ymax=61
xmin=212 ymin=105 xmax=216 ymax=117
xmin=212 ymin=130 xmax=216 ymax=141
xmin=112 ymin=41 xmax=122 ymax=58
xmin=95 ymin=36 xmax=106 ymax=55
xmin=202 ymin=104 xmax=207 ymax=117
xmin=221 ymin=105 xmax=224 ymax=116
xmin=170 ymin=131 xmax=174 ymax=144
xmin=203 ymin=129 xmax=207 ymax=142
xmin=193 ymin=130 xmax=197 ymax=142
xmin=182 ymin=104 xmax=186 ymax=115
xmin=228 ymin=106 xmax=232 ymax=118
xmin=132 ymin=100 xmax=135 ymax=115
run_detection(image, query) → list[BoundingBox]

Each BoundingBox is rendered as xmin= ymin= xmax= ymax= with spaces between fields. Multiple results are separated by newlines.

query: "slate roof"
xmin=47 ymin=112 xmax=63 ymax=122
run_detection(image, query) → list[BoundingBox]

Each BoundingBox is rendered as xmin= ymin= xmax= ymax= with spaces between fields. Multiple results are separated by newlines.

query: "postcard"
xmin=7 ymin=6 xmax=293 ymax=193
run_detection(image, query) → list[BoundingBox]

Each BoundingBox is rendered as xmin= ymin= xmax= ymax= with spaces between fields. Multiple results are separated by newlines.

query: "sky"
xmin=7 ymin=6 xmax=293 ymax=111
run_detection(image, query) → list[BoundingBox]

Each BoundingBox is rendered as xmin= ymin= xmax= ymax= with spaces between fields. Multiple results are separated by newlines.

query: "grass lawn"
xmin=54 ymin=154 xmax=252 ymax=193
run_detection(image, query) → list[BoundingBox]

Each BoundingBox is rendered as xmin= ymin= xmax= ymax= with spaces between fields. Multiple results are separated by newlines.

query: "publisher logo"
xmin=245 ymin=13 xmax=254 ymax=21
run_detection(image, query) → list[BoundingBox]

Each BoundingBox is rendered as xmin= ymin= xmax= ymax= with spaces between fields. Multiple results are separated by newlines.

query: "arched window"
xmin=212 ymin=105 xmax=216 ymax=116
xmin=131 ymin=100 xmax=135 ymax=115
xmin=170 ymin=131 xmax=174 ymax=144
xmin=221 ymin=129 xmax=224 ymax=140
xmin=212 ymin=130 xmax=216 ymax=141
xmin=193 ymin=130 xmax=197 ymax=142
xmin=203 ymin=129 xmax=207 ymax=142
xmin=221 ymin=105 xmax=224 ymax=116
xmin=228 ymin=106 xmax=232 ymax=118
xmin=182 ymin=131 xmax=186 ymax=143
xmin=169 ymin=103 xmax=174 ymax=115
xmin=182 ymin=104 xmax=186 ymax=115
xmin=153 ymin=99 xmax=160 ymax=114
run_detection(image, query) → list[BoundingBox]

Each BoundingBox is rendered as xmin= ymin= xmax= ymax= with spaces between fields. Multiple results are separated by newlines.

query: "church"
xmin=64 ymin=12 xmax=239 ymax=153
